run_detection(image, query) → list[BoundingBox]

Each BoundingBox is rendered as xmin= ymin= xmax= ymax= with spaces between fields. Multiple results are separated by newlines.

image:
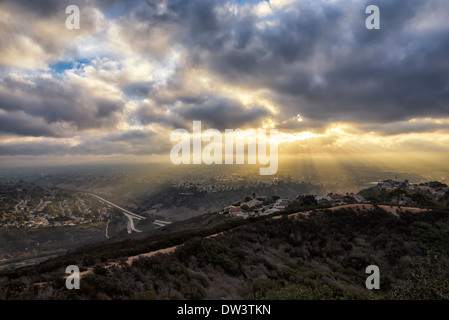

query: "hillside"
xmin=134 ymin=180 xmax=317 ymax=220
xmin=1 ymin=205 xmax=449 ymax=300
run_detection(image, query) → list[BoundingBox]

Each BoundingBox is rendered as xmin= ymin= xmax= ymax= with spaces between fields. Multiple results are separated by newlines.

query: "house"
xmin=233 ymin=212 xmax=247 ymax=218
xmin=315 ymin=196 xmax=331 ymax=202
xmin=275 ymin=199 xmax=290 ymax=206
xmin=351 ymin=195 xmax=366 ymax=203
xmin=273 ymin=200 xmax=288 ymax=211
xmin=330 ymin=194 xmax=345 ymax=204
xmin=416 ymin=186 xmax=434 ymax=193
xmin=228 ymin=207 xmax=244 ymax=214
xmin=261 ymin=208 xmax=280 ymax=215
xmin=243 ymin=199 xmax=263 ymax=207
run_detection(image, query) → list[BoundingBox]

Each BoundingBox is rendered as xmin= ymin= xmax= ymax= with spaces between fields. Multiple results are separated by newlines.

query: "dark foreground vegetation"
xmin=1 ymin=206 xmax=449 ymax=300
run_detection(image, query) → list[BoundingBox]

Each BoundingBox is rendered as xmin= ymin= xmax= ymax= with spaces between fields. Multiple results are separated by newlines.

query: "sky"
xmin=0 ymin=0 xmax=448 ymax=172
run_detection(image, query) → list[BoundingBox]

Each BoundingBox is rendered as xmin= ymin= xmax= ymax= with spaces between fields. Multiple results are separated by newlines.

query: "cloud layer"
xmin=0 ymin=0 xmax=448 ymax=158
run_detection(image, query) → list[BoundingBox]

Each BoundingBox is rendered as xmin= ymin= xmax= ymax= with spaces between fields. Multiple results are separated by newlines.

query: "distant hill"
xmin=358 ymin=180 xmax=449 ymax=207
xmin=134 ymin=181 xmax=317 ymax=220
xmin=357 ymin=185 xmax=393 ymax=203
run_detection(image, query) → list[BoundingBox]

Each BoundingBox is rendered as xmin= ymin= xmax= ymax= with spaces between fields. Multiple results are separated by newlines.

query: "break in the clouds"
xmin=0 ymin=0 xmax=448 ymax=158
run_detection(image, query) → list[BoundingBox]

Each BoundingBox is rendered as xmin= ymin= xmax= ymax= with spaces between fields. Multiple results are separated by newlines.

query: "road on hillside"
xmin=88 ymin=193 xmax=174 ymax=233
xmin=87 ymin=193 xmax=145 ymax=234
xmin=87 ymin=193 xmax=146 ymax=220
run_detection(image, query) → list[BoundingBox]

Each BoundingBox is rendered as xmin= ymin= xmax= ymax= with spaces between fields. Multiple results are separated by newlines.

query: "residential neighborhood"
xmin=218 ymin=179 xmax=449 ymax=219
xmin=1 ymin=178 xmax=448 ymax=227
xmin=175 ymin=174 xmax=282 ymax=194
xmin=0 ymin=182 xmax=112 ymax=229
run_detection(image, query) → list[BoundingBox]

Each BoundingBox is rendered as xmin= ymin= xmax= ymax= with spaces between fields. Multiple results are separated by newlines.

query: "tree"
xmin=389 ymin=188 xmax=407 ymax=205
xmin=343 ymin=196 xmax=356 ymax=204
xmin=317 ymin=199 xmax=332 ymax=208
xmin=438 ymin=191 xmax=449 ymax=207
xmin=365 ymin=194 xmax=380 ymax=204
xmin=392 ymin=255 xmax=449 ymax=299
xmin=411 ymin=192 xmax=433 ymax=206
xmin=286 ymin=195 xmax=318 ymax=212
xmin=298 ymin=195 xmax=318 ymax=207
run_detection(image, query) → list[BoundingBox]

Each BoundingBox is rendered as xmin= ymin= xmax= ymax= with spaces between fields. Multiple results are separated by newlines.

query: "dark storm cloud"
xmin=129 ymin=0 xmax=449 ymax=128
xmin=0 ymin=141 xmax=70 ymax=156
xmin=357 ymin=120 xmax=449 ymax=136
xmin=122 ymin=82 xmax=154 ymax=99
xmin=0 ymin=111 xmax=59 ymax=137
xmin=6 ymin=0 xmax=76 ymax=16
xmin=262 ymin=1 xmax=449 ymax=125
xmin=12 ymin=0 xmax=448 ymax=127
xmin=176 ymin=96 xmax=269 ymax=130
xmin=128 ymin=101 xmax=186 ymax=129
xmin=0 ymin=129 xmax=170 ymax=156
xmin=0 ymin=75 xmax=123 ymax=134
xmin=105 ymin=0 xmax=448 ymax=131
xmin=73 ymin=131 xmax=171 ymax=155
xmin=105 ymin=130 xmax=152 ymax=142
xmin=130 ymin=95 xmax=269 ymax=130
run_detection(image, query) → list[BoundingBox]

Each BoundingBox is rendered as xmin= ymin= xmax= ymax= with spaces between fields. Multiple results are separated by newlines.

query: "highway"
xmin=153 ymin=219 xmax=172 ymax=227
xmin=124 ymin=212 xmax=142 ymax=233
xmin=87 ymin=193 xmax=146 ymax=220
xmin=87 ymin=193 xmax=145 ymax=234
xmin=87 ymin=193 xmax=173 ymax=234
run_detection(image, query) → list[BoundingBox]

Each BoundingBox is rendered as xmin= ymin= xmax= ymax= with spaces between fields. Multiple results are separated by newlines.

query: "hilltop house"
xmin=351 ymin=194 xmax=366 ymax=203
xmin=241 ymin=199 xmax=263 ymax=207
xmin=330 ymin=194 xmax=345 ymax=205
xmin=261 ymin=208 xmax=280 ymax=216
